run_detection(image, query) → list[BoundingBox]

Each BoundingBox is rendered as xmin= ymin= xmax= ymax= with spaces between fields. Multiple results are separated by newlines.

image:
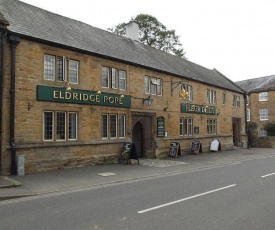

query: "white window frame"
xmin=180 ymin=117 xmax=193 ymax=136
xmin=259 ymin=92 xmax=268 ymax=101
xmin=101 ymin=66 xmax=110 ymax=88
xmin=222 ymin=92 xmax=226 ymax=105
xmin=44 ymin=54 xmax=79 ymax=84
xmin=260 ymin=128 xmax=267 ymax=137
xmin=233 ymin=95 xmax=240 ymax=107
xmin=207 ymin=118 xmax=217 ymax=135
xmin=44 ymin=55 xmax=55 ymax=81
xmin=246 ymin=109 xmax=250 ymax=122
xmin=43 ymin=111 xmax=77 ymax=141
xmin=101 ymin=114 xmax=126 ymax=139
xmin=144 ymin=76 xmax=162 ymax=96
xmin=259 ymin=108 xmax=268 ymax=121
xmin=207 ymin=89 xmax=216 ymax=104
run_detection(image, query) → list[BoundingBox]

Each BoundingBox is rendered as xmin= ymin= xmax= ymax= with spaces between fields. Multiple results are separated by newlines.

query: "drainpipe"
xmin=244 ymin=94 xmax=249 ymax=148
xmin=0 ymin=13 xmax=9 ymax=174
xmin=9 ymin=34 xmax=20 ymax=175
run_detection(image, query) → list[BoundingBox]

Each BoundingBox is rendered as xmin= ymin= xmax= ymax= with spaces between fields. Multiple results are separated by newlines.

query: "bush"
xmin=263 ymin=121 xmax=275 ymax=136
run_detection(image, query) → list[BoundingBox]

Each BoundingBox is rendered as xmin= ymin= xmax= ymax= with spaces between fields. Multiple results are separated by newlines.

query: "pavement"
xmin=1 ymin=147 xmax=275 ymax=201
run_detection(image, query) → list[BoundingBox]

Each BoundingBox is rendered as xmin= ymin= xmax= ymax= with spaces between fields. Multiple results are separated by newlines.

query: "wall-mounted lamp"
xmin=62 ymin=81 xmax=71 ymax=91
xmin=90 ymin=107 xmax=97 ymax=113
xmin=28 ymin=102 xmax=34 ymax=111
xmin=116 ymin=89 xmax=124 ymax=98
xmin=164 ymin=101 xmax=169 ymax=111
xmin=92 ymin=86 xmax=101 ymax=95
xmin=143 ymin=96 xmax=153 ymax=107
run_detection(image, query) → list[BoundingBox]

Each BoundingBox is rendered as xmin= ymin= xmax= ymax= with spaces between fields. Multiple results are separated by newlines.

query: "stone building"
xmin=0 ymin=0 xmax=246 ymax=175
xmin=236 ymin=75 xmax=275 ymax=137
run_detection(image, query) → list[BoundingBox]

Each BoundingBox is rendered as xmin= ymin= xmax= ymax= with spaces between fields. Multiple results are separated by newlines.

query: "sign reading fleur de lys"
xmin=37 ymin=85 xmax=131 ymax=108
xmin=181 ymin=103 xmax=216 ymax=115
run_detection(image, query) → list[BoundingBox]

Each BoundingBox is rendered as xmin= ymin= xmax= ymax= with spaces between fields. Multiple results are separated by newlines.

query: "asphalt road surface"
xmin=1 ymin=156 xmax=275 ymax=230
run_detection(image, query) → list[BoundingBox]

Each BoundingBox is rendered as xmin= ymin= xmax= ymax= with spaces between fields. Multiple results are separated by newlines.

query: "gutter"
xmin=8 ymin=34 xmax=20 ymax=175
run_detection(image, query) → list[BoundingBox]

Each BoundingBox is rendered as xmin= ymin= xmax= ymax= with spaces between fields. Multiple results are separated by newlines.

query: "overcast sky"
xmin=20 ymin=0 xmax=275 ymax=82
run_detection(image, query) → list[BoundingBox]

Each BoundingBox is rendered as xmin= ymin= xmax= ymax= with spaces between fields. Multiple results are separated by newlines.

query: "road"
xmin=1 ymin=156 xmax=275 ymax=230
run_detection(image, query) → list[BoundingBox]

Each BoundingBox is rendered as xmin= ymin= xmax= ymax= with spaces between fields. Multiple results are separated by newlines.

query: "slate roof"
xmin=235 ymin=75 xmax=275 ymax=93
xmin=0 ymin=0 xmax=244 ymax=93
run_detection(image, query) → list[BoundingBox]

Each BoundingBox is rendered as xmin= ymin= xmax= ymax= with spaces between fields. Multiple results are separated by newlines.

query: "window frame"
xmin=43 ymin=111 xmax=78 ymax=141
xmin=101 ymin=113 xmax=126 ymax=139
xmin=180 ymin=117 xmax=193 ymax=136
xmin=101 ymin=66 xmax=127 ymax=90
xmin=246 ymin=109 xmax=250 ymax=122
xmin=207 ymin=118 xmax=217 ymax=135
xmin=144 ymin=75 xmax=162 ymax=96
xmin=233 ymin=95 xmax=240 ymax=107
xmin=180 ymin=84 xmax=193 ymax=101
xmin=259 ymin=108 xmax=268 ymax=121
xmin=206 ymin=89 xmax=216 ymax=104
xmin=44 ymin=54 xmax=79 ymax=84
xmin=259 ymin=92 xmax=268 ymax=101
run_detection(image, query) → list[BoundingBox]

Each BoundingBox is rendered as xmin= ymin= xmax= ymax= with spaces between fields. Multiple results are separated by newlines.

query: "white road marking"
xmin=138 ymin=184 xmax=236 ymax=214
xmin=261 ymin=172 xmax=275 ymax=178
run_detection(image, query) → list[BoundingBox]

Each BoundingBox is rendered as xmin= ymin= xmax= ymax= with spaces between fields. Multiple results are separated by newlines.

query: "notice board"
xmin=118 ymin=142 xmax=139 ymax=164
xmin=168 ymin=142 xmax=181 ymax=158
xmin=190 ymin=140 xmax=202 ymax=154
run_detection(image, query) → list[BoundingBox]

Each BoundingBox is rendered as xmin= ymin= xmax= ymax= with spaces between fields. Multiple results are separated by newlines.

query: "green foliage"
xmin=108 ymin=14 xmax=186 ymax=58
xmin=263 ymin=121 xmax=275 ymax=136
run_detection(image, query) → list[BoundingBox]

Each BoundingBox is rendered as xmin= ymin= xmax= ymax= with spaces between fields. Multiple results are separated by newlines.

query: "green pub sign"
xmin=37 ymin=85 xmax=131 ymax=108
xmin=157 ymin=116 xmax=165 ymax=137
xmin=181 ymin=103 xmax=216 ymax=115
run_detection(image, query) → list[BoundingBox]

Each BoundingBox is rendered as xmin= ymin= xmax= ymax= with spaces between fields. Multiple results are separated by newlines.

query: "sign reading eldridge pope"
xmin=37 ymin=85 xmax=131 ymax=108
xmin=181 ymin=103 xmax=216 ymax=115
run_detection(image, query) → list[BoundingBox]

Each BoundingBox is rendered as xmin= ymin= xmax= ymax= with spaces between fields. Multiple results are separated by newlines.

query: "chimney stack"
xmin=125 ymin=20 xmax=139 ymax=41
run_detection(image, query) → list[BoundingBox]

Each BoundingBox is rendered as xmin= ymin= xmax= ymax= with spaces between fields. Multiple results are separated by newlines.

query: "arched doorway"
xmin=132 ymin=122 xmax=144 ymax=157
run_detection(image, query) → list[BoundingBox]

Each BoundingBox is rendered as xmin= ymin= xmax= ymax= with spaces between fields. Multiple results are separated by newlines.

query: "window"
xmin=260 ymin=128 xmax=267 ymax=137
xmin=246 ymin=109 xmax=250 ymax=122
xmin=222 ymin=93 xmax=226 ymax=105
xmin=44 ymin=55 xmax=79 ymax=83
xmin=101 ymin=114 xmax=125 ymax=139
xmin=233 ymin=95 xmax=240 ymax=107
xmin=207 ymin=118 xmax=217 ymax=135
xmin=101 ymin=66 xmax=126 ymax=90
xmin=207 ymin=89 xmax=216 ymax=104
xmin=43 ymin=111 xmax=77 ymax=141
xmin=259 ymin=92 xmax=268 ymax=101
xmin=180 ymin=84 xmax=193 ymax=101
xmin=245 ymin=95 xmax=249 ymax=105
xmin=144 ymin=76 xmax=162 ymax=96
xmin=180 ymin=118 xmax=193 ymax=136
xmin=259 ymin=108 xmax=268 ymax=121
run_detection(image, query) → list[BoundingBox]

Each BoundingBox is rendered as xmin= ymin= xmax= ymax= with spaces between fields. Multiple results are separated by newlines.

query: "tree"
xmin=108 ymin=14 xmax=186 ymax=58
xmin=263 ymin=121 xmax=275 ymax=136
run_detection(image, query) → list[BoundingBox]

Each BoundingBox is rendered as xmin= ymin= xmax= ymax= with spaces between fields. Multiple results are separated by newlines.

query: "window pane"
xmin=101 ymin=114 xmax=108 ymax=138
xmin=259 ymin=108 xmax=268 ymax=120
xmin=102 ymin=67 xmax=109 ymax=88
xmin=144 ymin=76 xmax=150 ymax=94
xmin=57 ymin=56 xmax=63 ymax=81
xmin=69 ymin=113 xmax=77 ymax=140
xmin=151 ymin=78 xmax=157 ymax=95
xmin=110 ymin=114 xmax=117 ymax=138
xmin=118 ymin=115 xmax=125 ymax=137
xmin=44 ymin=112 xmax=53 ymax=140
xmin=157 ymin=79 xmax=162 ymax=96
xmin=44 ymin=55 xmax=55 ymax=80
xmin=179 ymin=118 xmax=183 ymax=136
xmin=119 ymin=71 xmax=126 ymax=90
xmin=68 ymin=60 xmax=78 ymax=83
xmin=56 ymin=112 xmax=66 ymax=140
xmin=112 ymin=68 xmax=118 ymax=89
xmin=259 ymin=92 xmax=268 ymax=101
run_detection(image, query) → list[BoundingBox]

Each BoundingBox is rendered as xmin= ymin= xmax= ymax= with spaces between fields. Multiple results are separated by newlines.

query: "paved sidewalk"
xmin=1 ymin=148 xmax=275 ymax=201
